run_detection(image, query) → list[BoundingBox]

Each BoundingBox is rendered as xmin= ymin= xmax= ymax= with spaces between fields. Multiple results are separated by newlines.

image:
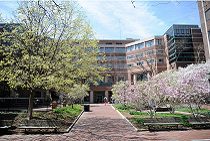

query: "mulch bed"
xmin=0 ymin=112 xmax=75 ymax=134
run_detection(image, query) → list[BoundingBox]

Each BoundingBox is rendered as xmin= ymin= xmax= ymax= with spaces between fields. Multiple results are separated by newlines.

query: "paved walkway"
xmin=1 ymin=104 xmax=210 ymax=141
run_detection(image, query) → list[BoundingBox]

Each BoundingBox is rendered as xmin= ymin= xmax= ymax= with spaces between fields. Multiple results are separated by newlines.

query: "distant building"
xmin=89 ymin=39 xmax=135 ymax=103
xmin=198 ymin=0 xmax=210 ymax=60
xmin=163 ymin=24 xmax=205 ymax=69
xmin=125 ymin=36 xmax=167 ymax=84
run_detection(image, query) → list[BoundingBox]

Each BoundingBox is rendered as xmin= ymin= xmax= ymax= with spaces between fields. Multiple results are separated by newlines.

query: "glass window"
xmin=205 ymin=8 xmax=210 ymax=21
xmin=147 ymin=58 xmax=155 ymax=64
xmin=115 ymin=47 xmax=125 ymax=53
xmin=106 ymin=56 xmax=114 ymax=60
xmin=135 ymin=42 xmax=144 ymax=49
xmin=155 ymin=39 xmax=162 ymax=45
xmin=126 ymin=45 xmax=135 ymax=52
xmin=127 ymin=55 xmax=135 ymax=60
xmin=115 ymin=56 xmax=126 ymax=60
xmin=105 ymin=47 xmax=114 ymax=53
xmin=145 ymin=50 xmax=154 ymax=56
xmin=156 ymin=49 xmax=164 ymax=54
xmin=145 ymin=40 xmax=154 ymax=47
xmin=137 ymin=61 xmax=144 ymax=66
xmin=136 ymin=53 xmax=144 ymax=58
xmin=99 ymin=47 xmax=104 ymax=52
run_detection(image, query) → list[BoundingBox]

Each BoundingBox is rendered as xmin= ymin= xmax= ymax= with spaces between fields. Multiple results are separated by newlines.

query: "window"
xmin=116 ymin=42 xmax=122 ymax=45
xmin=115 ymin=56 xmax=126 ymax=60
xmin=155 ymin=39 xmax=162 ymax=45
xmin=115 ymin=47 xmax=125 ymax=53
xmin=105 ymin=47 xmax=114 ymax=53
xmin=106 ymin=56 xmax=114 ymax=60
xmin=99 ymin=47 xmax=104 ymax=52
xmin=117 ymin=76 xmax=125 ymax=81
xmin=126 ymin=45 xmax=135 ymax=52
xmin=145 ymin=50 xmax=154 ymax=56
xmin=158 ymin=58 xmax=164 ymax=64
xmin=136 ymin=53 xmax=144 ymax=58
xmin=156 ymin=49 xmax=164 ymax=54
xmin=106 ymin=42 xmax=112 ymax=45
xmin=145 ymin=40 xmax=154 ymax=47
xmin=127 ymin=55 xmax=135 ymax=60
xmin=147 ymin=58 xmax=155 ymax=64
xmin=135 ymin=42 xmax=144 ymax=49
xmin=205 ymin=8 xmax=210 ymax=21
xmin=137 ymin=61 xmax=144 ymax=66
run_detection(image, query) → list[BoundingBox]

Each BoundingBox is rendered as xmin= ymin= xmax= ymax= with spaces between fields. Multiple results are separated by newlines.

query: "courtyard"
xmin=1 ymin=104 xmax=210 ymax=141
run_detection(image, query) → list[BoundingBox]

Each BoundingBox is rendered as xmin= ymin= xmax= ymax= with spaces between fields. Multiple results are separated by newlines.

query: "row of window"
xmin=128 ymin=58 xmax=164 ymax=67
xmin=99 ymin=47 xmax=125 ymax=53
xmin=126 ymin=39 xmax=162 ymax=52
xmin=126 ymin=49 xmax=164 ymax=60
xmin=97 ymin=56 xmax=126 ymax=60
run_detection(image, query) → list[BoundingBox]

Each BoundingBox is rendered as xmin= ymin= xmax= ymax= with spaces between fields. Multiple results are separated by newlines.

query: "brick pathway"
xmin=1 ymin=104 xmax=210 ymax=141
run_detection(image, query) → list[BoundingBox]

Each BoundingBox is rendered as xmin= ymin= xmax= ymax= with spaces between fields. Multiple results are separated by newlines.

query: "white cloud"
xmin=77 ymin=0 xmax=166 ymax=39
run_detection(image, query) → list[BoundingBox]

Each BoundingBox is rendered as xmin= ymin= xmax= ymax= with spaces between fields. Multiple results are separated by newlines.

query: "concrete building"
xmin=126 ymin=36 xmax=167 ymax=84
xmin=89 ymin=24 xmax=205 ymax=103
xmin=89 ymin=39 xmax=135 ymax=103
xmin=198 ymin=0 xmax=210 ymax=60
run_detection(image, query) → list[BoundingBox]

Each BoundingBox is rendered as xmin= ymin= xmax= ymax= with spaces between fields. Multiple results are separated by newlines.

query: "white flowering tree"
xmin=177 ymin=62 xmax=210 ymax=117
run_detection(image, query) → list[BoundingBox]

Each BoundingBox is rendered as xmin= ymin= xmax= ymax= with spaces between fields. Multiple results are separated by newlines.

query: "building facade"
xmin=125 ymin=36 xmax=167 ymax=84
xmin=89 ymin=39 xmax=135 ymax=103
xmin=164 ymin=24 xmax=205 ymax=69
xmin=198 ymin=0 xmax=210 ymax=60
xmin=89 ymin=24 xmax=205 ymax=103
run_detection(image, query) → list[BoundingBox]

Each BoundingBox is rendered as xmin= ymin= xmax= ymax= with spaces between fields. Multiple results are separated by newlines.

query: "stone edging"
xmin=65 ymin=110 xmax=84 ymax=133
xmin=111 ymin=104 xmax=138 ymax=131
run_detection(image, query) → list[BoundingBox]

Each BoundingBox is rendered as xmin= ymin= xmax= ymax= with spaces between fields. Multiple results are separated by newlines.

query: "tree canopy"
xmin=0 ymin=0 xmax=104 ymax=119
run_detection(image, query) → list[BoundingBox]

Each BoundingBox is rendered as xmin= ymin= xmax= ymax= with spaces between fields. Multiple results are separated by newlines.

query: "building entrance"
xmin=94 ymin=91 xmax=105 ymax=103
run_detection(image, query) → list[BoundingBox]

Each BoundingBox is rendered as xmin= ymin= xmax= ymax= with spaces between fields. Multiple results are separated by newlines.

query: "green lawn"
xmin=114 ymin=104 xmax=193 ymax=130
xmin=176 ymin=107 xmax=210 ymax=115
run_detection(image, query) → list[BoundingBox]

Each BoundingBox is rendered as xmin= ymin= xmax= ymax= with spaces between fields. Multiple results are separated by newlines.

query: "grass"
xmin=114 ymin=104 xmax=193 ymax=130
xmin=176 ymin=107 xmax=210 ymax=114
xmin=53 ymin=104 xmax=82 ymax=119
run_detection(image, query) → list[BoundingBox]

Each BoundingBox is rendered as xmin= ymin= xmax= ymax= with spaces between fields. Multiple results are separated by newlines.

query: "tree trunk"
xmin=27 ymin=91 xmax=34 ymax=120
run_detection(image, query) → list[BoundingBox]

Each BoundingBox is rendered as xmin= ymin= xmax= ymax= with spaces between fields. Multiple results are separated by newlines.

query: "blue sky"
xmin=0 ymin=0 xmax=200 ymax=40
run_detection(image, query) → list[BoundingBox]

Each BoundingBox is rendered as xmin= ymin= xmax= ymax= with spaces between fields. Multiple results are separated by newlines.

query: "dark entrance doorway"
xmin=94 ymin=91 xmax=105 ymax=103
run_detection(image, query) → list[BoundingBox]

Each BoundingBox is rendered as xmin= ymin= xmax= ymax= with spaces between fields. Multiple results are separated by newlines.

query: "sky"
xmin=0 ymin=0 xmax=200 ymax=40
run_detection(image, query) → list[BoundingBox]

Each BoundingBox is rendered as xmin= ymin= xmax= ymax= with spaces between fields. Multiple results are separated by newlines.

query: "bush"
xmin=114 ymin=104 xmax=134 ymax=111
xmin=180 ymin=115 xmax=191 ymax=127
xmin=129 ymin=111 xmax=146 ymax=115
xmin=53 ymin=105 xmax=82 ymax=119
xmin=132 ymin=118 xmax=144 ymax=124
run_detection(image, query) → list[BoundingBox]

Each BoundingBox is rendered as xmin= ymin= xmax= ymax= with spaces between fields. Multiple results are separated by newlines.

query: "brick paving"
xmin=0 ymin=104 xmax=210 ymax=141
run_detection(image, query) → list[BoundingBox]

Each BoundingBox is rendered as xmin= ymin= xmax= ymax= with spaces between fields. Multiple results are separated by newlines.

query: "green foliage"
xmin=129 ymin=111 xmax=147 ymax=115
xmin=0 ymin=1 xmax=105 ymax=119
xmin=176 ymin=107 xmax=210 ymax=115
xmin=114 ymin=104 xmax=134 ymax=111
xmin=53 ymin=105 xmax=82 ymax=118
xmin=180 ymin=115 xmax=191 ymax=127
xmin=131 ymin=118 xmax=144 ymax=124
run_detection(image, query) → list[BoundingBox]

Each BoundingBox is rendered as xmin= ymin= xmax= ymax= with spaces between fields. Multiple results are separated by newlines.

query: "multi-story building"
xmin=163 ymin=24 xmax=205 ymax=69
xmin=89 ymin=39 xmax=135 ymax=103
xmin=89 ymin=24 xmax=205 ymax=103
xmin=197 ymin=0 xmax=210 ymax=60
xmin=125 ymin=36 xmax=167 ymax=84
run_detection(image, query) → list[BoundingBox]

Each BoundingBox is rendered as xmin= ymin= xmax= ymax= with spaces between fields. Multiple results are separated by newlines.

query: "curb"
xmin=66 ymin=110 xmax=84 ymax=133
xmin=111 ymin=105 xmax=138 ymax=131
